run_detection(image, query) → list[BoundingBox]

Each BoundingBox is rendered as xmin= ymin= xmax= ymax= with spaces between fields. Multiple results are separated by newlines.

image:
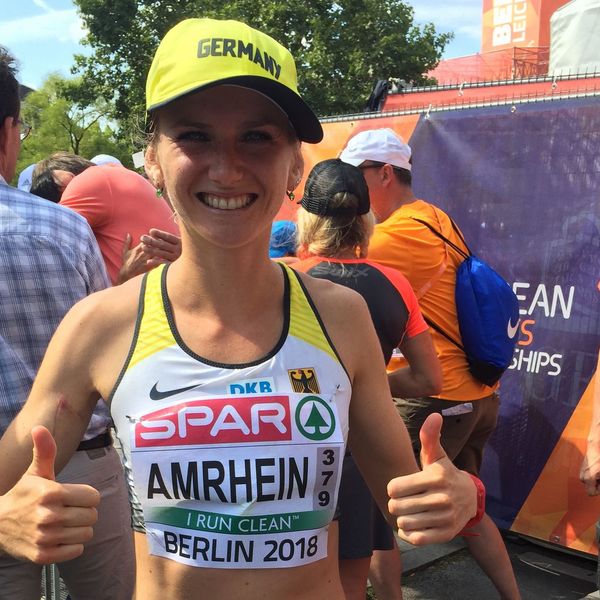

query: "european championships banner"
xmin=408 ymin=97 xmax=600 ymax=553
xmin=298 ymin=96 xmax=600 ymax=553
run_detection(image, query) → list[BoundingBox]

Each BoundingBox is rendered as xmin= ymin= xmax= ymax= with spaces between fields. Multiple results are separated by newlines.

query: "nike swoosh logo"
xmin=507 ymin=318 xmax=520 ymax=339
xmin=149 ymin=382 xmax=202 ymax=401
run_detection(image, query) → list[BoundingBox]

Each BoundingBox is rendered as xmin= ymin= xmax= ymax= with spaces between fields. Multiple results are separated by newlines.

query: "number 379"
xmin=319 ymin=449 xmax=335 ymax=507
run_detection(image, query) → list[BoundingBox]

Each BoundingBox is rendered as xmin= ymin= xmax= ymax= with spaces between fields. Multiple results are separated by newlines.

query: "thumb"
xmin=26 ymin=426 xmax=56 ymax=481
xmin=419 ymin=412 xmax=447 ymax=468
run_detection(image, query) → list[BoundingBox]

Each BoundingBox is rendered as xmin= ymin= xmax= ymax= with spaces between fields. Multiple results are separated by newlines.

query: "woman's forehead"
xmin=158 ymin=85 xmax=291 ymax=127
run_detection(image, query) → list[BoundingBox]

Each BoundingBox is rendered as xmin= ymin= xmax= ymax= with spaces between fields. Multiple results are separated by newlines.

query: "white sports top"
xmin=110 ymin=263 xmax=351 ymax=569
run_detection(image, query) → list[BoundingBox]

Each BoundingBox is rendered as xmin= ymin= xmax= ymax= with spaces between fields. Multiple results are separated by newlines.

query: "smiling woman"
xmin=0 ymin=17 xmax=482 ymax=600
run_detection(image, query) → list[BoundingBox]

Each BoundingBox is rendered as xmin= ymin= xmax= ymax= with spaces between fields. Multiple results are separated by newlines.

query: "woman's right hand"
xmin=0 ymin=426 xmax=100 ymax=564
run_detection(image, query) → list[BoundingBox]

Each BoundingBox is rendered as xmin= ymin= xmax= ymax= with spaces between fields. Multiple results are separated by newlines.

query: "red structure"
xmin=481 ymin=0 xmax=570 ymax=53
xmin=380 ymin=0 xmax=599 ymax=112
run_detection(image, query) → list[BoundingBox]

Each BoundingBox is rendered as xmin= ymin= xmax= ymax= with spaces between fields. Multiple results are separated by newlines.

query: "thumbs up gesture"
xmin=387 ymin=413 xmax=478 ymax=545
xmin=0 ymin=426 xmax=101 ymax=564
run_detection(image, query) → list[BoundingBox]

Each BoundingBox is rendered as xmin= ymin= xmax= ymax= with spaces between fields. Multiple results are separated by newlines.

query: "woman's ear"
xmin=144 ymin=144 xmax=163 ymax=190
xmin=288 ymin=145 xmax=304 ymax=191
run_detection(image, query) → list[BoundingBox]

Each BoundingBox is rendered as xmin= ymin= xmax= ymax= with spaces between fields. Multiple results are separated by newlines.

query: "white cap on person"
xmin=91 ymin=154 xmax=122 ymax=166
xmin=339 ymin=128 xmax=412 ymax=171
xmin=18 ymin=163 xmax=36 ymax=191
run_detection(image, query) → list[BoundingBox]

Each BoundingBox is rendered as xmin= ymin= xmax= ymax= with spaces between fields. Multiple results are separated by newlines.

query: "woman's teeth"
xmin=201 ymin=193 xmax=254 ymax=210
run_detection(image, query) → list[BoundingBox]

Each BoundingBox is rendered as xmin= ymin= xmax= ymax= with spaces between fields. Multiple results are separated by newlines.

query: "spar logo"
xmin=295 ymin=396 xmax=336 ymax=441
xmin=135 ymin=396 xmax=291 ymax=447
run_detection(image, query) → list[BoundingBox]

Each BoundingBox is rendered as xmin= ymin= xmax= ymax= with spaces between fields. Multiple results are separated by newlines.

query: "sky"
xmin=1 ymin=0 xmax=484 ymax=90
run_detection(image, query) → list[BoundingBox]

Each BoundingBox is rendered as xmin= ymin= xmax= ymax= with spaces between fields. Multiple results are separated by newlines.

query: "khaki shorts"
xmin=394 ymin=392 xmax=500 ymax=476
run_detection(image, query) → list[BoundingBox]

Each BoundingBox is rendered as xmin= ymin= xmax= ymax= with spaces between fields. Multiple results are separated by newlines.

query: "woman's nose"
xmin=207 ymin=142 xmax=244 ymax=185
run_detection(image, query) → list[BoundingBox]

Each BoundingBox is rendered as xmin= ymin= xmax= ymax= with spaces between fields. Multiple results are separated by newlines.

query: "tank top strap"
xmin=128 ymin=263 xmax=177 ymax=370
xmin=283 ymin=263 xmax=342 ymax=365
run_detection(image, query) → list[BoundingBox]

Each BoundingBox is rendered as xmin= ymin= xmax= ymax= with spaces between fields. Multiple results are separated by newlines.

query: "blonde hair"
xmin=296 ymin=191 xmax=375 ymax=259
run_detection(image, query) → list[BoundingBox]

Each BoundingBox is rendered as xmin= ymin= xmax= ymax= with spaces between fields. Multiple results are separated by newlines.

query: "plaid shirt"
xmin=0 ymin=178 xmax=111 ymax=437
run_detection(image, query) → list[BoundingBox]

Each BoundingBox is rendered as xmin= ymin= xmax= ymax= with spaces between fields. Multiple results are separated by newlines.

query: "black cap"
xmin=300 ymin=159 xmax=370 ymax=217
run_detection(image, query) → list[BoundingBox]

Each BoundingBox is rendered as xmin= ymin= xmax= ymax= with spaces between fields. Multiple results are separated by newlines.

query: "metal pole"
xmin=42 ymin=564 xmax=62 ymax=600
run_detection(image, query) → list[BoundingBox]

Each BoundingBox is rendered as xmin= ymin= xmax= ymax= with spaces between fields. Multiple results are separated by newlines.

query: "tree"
xmin=15 ymin=74 xmax=132 ymax=181
xmin=73 ymin=0 xmax=452 ymax=131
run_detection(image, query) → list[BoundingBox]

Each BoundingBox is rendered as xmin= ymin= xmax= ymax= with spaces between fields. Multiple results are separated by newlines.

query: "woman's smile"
xmin=197 ymin=192 xmax=257 ymax=211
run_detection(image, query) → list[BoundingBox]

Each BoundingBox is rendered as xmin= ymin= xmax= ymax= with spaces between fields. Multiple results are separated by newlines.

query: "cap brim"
xmin=148 ymin=75 xmax=323 ymax=144
xmin=338 ymin=154 xmax=363 ymax=167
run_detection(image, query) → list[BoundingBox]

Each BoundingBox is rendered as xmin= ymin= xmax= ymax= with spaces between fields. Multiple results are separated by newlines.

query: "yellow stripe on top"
xmin=128 ymin=264 xmax=177 ymax=370
xmin=285 ymin=265 xmax=338 ymax=363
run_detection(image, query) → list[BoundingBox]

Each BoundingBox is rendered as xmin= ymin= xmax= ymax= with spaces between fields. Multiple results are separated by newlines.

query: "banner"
xmin=407 ymin=97 xmax=600 ymax=552
xmin=306 ymin=96 xmax=600 ymax=553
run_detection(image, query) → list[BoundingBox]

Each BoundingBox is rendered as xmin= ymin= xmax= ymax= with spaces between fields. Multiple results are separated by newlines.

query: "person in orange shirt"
xmin=31 ymin=152 xmax=182 ymax=284
xmin=59 ymin=160 xmax=180 ymax=284
xmin=340 ymin=128 xmax=520 ymax=600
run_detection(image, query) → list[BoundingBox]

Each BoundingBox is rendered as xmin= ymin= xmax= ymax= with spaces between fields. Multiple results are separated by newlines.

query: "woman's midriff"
xmin=133 ymin=523 xmax=344 ymax=600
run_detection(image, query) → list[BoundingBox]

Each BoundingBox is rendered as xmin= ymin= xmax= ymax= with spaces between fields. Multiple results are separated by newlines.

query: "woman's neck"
xmin=167 ymin=243 xmax=284 ymax=317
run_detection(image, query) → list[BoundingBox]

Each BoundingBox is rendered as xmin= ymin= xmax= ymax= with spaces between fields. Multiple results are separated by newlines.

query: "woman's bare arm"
xmin=298 ymin=274 xmax=477 ymax=545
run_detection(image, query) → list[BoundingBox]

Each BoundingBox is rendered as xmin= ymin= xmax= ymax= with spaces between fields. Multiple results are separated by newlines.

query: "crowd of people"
xmin=2 ymin=13 xmax=592 ymax=600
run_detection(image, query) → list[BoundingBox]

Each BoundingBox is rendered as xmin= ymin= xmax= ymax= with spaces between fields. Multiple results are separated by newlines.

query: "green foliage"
xmin=15 ymin=73 xmax=132 ymax=182
xmin=73 ymin=0 xmax=452 ymax=132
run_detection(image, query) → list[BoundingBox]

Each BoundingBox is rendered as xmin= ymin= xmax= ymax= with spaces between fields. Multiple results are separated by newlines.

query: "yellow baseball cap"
xmin=146 ymin=18 xmax=323 ymax=143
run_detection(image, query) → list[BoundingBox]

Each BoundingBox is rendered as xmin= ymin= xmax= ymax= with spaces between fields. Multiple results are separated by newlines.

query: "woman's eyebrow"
xmin=168 ymin=118 xmax=210 ymax=128
xmin=168 ymin=116 xmax=279 ymax=128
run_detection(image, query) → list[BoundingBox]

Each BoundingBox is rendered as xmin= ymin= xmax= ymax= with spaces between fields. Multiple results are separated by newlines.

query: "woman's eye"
xmin=243 ymin=130 xmax=273 ymax=143
xmin=177 ymin=130 xmax=209 ymax=143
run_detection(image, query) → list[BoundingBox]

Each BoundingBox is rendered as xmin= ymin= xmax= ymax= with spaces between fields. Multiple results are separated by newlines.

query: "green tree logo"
xmin=295 ymin=396 xmax=335 ymax=441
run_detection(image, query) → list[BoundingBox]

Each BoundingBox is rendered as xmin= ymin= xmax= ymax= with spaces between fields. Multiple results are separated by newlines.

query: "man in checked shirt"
xmin=0 ymin=47 xmax=134 ymax=600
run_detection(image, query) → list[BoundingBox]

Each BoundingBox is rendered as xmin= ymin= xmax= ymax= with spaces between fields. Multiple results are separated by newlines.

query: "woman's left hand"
xmin=387 ymin=412 xmax=478 ymax=545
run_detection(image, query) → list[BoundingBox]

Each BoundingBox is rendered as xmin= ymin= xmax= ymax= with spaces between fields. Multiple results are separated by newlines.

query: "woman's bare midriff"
xmin=133 ymin=523 xmax=345 ymax=600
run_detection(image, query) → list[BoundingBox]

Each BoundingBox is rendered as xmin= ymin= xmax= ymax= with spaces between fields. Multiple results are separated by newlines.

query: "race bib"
xmin=130 ymin=393 xmax=345 ymax=568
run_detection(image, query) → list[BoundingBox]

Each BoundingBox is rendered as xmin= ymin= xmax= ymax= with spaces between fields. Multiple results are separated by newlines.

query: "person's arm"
xmin=580 ymin=351 xmax=600 ymax=496
xmin=302 ymin=276 xmax=478 ymax=544
xmin=348 ymin=316 xmax=476 ymax=544
xmin=388 ymin=330 xmax=442 ymax=398
xmin=0 ymin=292 xmax=117 ymax=562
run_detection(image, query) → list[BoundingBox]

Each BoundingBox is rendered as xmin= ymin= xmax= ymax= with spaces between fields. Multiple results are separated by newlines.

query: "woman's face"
xmin=146 ymin=85 xmax=303 ymax=251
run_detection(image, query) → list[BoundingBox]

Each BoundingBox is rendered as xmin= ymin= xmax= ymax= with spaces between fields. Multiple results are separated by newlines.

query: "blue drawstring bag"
xmin=412 ymin=218 xmax=520 ymax=387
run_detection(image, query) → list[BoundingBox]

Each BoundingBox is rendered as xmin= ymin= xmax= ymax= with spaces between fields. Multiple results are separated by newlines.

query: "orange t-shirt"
xmin=60 ymin=165 xmax=179 ymax=284
xmin=369 ymin=199 xmax=497 ymax=401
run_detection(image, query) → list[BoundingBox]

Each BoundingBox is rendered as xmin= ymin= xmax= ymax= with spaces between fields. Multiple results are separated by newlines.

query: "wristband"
xmin=459 ymin=474 xmax=485 ymax=536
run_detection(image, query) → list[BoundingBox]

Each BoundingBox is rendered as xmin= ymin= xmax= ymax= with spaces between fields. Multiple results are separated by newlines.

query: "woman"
xmin=294 ymin=159 xmax=442 ymax=600
xmin=0 ymin=18 xmax=480 ymax=600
